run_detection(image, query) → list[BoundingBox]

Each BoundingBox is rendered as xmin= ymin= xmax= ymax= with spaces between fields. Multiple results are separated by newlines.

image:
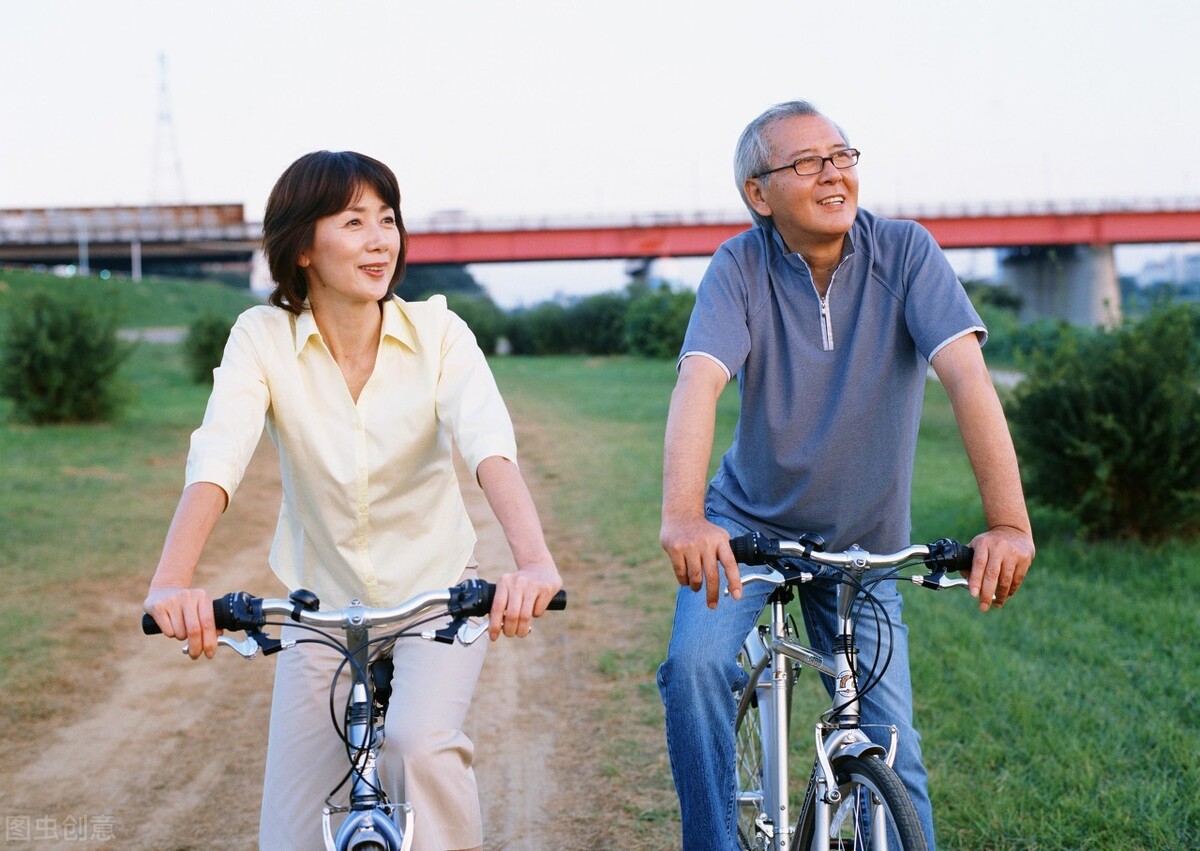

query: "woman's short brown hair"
xmin=262 ymin=151 xmax=408 ymax=314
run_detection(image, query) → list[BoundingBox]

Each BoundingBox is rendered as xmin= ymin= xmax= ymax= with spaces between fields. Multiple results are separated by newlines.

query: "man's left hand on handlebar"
xmin=966 ymin=525 xmax=1035 ymax=612
xmin=488 ymin=562 xmax=563 ymax=641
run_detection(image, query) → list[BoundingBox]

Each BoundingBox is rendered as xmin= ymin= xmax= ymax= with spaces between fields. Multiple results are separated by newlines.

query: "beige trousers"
xmin=258 ymin=608 xmax=488 ymax=851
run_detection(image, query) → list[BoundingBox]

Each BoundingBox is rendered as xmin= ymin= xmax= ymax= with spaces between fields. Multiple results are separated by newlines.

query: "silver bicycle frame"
xmin=743 ymin=564 xmax=895 ymax=851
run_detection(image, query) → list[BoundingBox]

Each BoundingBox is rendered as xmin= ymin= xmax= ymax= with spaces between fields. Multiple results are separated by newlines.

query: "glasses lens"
xmin=831 ymin=149 xmax=859 ymax=168
xmin=792 ymin=156 xmax=824 ymax=175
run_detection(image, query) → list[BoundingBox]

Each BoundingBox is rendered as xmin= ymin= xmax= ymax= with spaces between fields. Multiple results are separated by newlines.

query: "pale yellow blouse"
xmin=185 ymin=295 xmax=517 ymax=609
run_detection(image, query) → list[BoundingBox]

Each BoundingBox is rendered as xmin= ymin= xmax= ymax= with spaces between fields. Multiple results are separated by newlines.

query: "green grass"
xmin=490 ymin=356 xmax=1200 ymax=850
xmin=2 ymin=318 xmax=1197 ymax=847
xmin=0 ymin=343 xmax=213 ymax=707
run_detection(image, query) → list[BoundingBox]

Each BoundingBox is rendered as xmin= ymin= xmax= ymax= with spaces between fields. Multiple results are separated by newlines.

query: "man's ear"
xmin=743 ymin=178 xmax=773 ymax=220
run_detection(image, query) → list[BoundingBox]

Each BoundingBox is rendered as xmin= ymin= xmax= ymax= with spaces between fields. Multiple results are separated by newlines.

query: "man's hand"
xmin=966 ymin=525 xmax=1035 ymax=612
xmin=660 ymin=515 xmax=742 ymax=608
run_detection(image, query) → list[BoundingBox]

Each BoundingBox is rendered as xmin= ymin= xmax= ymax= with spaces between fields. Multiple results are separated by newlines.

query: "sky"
xmin=4 ymin=0 xmax=1199 ymax=305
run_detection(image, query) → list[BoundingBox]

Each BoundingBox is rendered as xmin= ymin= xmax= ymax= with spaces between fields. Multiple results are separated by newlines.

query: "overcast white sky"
xmin=4 ymin=0 xmax=1198 ymax=304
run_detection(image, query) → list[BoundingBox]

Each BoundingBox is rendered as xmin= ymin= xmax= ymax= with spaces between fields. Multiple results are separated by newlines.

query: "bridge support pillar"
xmin=997 ymin=243 xmax=1121 ymax=327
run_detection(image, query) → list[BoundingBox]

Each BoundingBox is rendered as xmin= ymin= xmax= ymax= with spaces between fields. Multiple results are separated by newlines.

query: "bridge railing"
xmin=0 ymin=204 xmax=257 ymax=245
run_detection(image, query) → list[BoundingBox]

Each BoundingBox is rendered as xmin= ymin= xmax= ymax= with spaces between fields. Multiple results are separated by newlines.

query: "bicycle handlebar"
xmin=142 ymin=578 xmax=567 ymax=636
xmin=729 ymin=532 xmax=974 ymax=575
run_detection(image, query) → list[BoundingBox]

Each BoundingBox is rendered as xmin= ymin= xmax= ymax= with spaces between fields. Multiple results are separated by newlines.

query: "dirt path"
xmin=0 ymin=441 xmax=590 ymax=850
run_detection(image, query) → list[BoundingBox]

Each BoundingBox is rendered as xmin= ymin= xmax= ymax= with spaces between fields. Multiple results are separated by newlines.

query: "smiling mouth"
xmin=818 ymin=196 xmax=845 ymax=206
xmin=361 ymin=264 xmax=388 ymax=273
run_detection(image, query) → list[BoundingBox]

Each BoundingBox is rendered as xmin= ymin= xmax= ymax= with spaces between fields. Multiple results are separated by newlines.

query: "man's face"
xmin=744 ymin=114 xmax=859 ymax=253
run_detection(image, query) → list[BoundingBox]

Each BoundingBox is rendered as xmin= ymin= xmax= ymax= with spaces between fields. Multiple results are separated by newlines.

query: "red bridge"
xmin=404 ymin=200 xmax=1200 ymax=264
xmin=4 ymin=199 xmax=1200 ymax=324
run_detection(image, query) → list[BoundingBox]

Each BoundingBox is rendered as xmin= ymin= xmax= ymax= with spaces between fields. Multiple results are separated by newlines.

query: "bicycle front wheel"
xmin=794 ymin=755 xmax=927 ymax=851
xmin=734 ymin=642 xmax=768 ymax=850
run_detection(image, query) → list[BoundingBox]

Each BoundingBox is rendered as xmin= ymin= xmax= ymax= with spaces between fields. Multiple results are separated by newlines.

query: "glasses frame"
xmin=752 ymin=148 xmax=861 ymax=179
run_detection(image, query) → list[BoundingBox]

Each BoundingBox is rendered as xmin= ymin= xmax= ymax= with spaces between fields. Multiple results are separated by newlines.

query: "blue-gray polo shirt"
xmin=680 ymin=209 xmax=985 ymax=552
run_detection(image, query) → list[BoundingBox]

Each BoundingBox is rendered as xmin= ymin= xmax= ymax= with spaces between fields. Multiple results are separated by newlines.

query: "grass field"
xmin=1 ymin=270 xmax=1197 ymax=848
xmin=488 ymin=356 xmax=1200 ymax=850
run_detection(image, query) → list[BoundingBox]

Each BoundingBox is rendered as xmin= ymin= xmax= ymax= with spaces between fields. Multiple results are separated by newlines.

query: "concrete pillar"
xmin=131 ymin=239 xmax=142 ymax=281
xmin=997 ymin=243 xmax=1121 ymax=328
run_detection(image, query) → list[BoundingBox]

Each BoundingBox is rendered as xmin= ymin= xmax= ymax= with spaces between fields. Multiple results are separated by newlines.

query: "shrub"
xmin=1007 ymin=305 xmax=1200 ymax=541
xmin=506 ymin=302 xmax=572 ymax=355
xmin=564 ymin=292 xmax=629 ymax=355
xmin=444 ymin=294 xmax=506 ymax=355
xmin=0 ymin=291 xmax=132 ymax=423
xmin=624 ymin=285 xmax=695 ymax=359
xmin=184 ymin=313 xmax=233 ymax=383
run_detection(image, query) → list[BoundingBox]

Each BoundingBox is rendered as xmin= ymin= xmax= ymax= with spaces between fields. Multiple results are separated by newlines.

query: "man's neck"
xmin=779 ymin=231 xmax=847 ymax=298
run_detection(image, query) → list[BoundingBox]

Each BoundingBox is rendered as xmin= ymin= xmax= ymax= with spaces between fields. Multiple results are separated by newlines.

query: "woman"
xmin=143 ymin=150 xmax=562 ymax=850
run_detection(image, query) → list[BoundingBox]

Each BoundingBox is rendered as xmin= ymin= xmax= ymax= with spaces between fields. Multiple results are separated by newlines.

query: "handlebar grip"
xmin=928 ymin=538 xmax=975 ymax=572
xmin=450 ymin=580 xmax=568 ymax=618
xmin=141 ymin=592 xmax=264 ymax=636
xmin=729 ymin=532 xmax=768 ymax=565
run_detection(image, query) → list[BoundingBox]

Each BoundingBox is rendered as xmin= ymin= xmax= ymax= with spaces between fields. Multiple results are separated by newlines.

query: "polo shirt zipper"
xmin=819 ymin=292 xmax=834 ymax=351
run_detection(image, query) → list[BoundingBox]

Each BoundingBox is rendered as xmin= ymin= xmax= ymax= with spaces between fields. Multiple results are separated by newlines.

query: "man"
xmin=656 ymin=100 xmax=1035 ymax=850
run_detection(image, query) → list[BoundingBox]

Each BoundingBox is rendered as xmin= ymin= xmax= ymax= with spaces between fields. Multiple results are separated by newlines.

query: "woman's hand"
xmin=488 ymin=562 xmax=562 ymax=640
xmin=143 ymin=585 xmax=220 ymax=659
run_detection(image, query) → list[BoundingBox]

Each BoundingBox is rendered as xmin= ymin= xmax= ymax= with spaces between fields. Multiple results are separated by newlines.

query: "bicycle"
xmin=142 ymin=577 xmax=567 ymax=851
xmin=727 ymin=531 xmax=975 ymax=851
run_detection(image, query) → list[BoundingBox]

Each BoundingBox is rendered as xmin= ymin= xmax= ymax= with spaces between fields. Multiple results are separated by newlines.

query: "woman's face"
xmin=299 ymin=185 xmax=401 ymax=309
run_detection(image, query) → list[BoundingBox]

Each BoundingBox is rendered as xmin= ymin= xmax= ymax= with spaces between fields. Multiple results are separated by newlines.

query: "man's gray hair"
xmin=734 ymin=101 xmax=849 ymax=228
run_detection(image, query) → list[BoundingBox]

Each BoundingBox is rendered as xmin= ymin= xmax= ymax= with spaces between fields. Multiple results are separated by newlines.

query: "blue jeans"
xmin=657 ymin=510 xmax=935 ymax=850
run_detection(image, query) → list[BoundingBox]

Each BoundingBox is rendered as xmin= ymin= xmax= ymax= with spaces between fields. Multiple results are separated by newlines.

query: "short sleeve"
xmin=898 ymin=223 xmax=986 ymax=361
xmin=679 ymin=245 xmax=753 ymax=377
xmin=185 ymin=310 xmax=272 ymax=501
xmin=434 ymin=304 xmax=518 ymax=477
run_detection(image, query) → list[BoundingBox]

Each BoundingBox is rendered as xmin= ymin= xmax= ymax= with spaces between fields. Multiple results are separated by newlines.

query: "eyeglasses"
xmin=753 ymin=148 xmax=860 ymax=179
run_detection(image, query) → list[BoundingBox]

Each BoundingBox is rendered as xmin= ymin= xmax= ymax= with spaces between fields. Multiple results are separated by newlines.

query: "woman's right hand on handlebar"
xmin=660 ymin=515 xmax=743 ymax=608
xmin=143 ymin=586 xmax=220 ymax=659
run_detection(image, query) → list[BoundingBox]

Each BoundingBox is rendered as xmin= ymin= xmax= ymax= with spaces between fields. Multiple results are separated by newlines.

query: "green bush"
xmin=0 ymin=292 xmax=132 ymax=423
xmin=624 ymin=285 xmax=695 ymax=359
xmin=564 ymin=292 xmax=629 ymax=355
xmin=184 ymin=313 xmax=234 ymax=383
xmin=1007 ymin=305 xmax=1200 ymax=541
xmin=506 ymin=302 xmax=573 ymax=355
xmin=444 ymin=293 xmax=506 ymax=355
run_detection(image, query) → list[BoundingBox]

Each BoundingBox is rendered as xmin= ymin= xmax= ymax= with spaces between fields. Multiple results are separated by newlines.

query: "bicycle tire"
xmin=793 ymin=754 xmax=927 ymax=851
xmin=734 ymin=631 xmax=793 ymax=850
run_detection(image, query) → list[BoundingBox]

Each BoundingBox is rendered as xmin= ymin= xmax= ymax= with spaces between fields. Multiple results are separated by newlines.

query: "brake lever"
xmin=181 ymin=630 xmax=293 ymax=658
xmin=182 ymin=634 xmax=261 ymax=658
xmin=422 ymin=618 xmax=490 ymax=646
xmin=911 ymin=571 xmax=969 ymax=590
xmin=455 ymin=620 xmax=490 ymax=646
xmin=728 ymin=566 xmax=807 ymax=593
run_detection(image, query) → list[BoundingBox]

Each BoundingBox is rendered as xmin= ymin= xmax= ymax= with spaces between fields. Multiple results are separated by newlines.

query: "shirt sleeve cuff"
xmin=677 ymin=350 xmax=731 ymax=380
